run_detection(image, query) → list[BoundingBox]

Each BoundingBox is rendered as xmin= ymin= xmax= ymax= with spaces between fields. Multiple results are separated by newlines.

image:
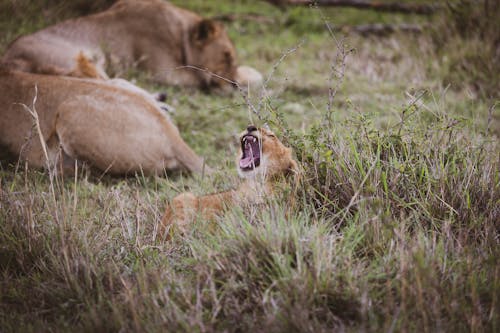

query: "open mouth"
xmin=239 ymin=134 xmax=261 ymax=171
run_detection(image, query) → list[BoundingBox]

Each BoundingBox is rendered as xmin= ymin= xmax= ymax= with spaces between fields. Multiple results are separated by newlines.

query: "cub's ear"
xmin=191 ymin=19 xmax=221 ymax=43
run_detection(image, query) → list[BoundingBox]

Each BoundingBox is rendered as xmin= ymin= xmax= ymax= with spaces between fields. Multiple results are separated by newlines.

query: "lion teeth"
xmin=243 ymin=136 xmax=257 ymax=144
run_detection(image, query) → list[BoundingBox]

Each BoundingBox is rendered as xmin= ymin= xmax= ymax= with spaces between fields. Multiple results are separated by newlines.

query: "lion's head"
xmin=237 ymin=125 xmax=299 ymax=180
xmin=189 ymin=19 xmax=263 ymax=91
xmin=189 ymin=19 xmax=238 ymax=91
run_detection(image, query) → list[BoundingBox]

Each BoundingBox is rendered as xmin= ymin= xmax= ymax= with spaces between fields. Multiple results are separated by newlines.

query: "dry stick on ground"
xmin=265 ymin=0 xmax=439 ymax=15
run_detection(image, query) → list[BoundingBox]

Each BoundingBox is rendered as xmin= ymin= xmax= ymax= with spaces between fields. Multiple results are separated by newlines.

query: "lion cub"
xmin=160 ymin=125 xmax=299 ymax=237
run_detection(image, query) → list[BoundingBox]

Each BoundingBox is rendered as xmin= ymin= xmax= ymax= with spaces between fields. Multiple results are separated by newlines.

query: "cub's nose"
xmin=247 ymin=125 xmax=257 ymax=133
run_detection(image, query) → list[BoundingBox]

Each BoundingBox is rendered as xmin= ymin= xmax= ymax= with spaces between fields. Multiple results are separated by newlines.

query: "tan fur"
xmin=2 ymin=0 xmax=261 ymax=90
xmin=160 ymin=127 xmax=299 ymax=238
xmin=68 ymin=52 xmax=107 ymax=79
xmin=0 ymin=67 xmax=206 ymax=175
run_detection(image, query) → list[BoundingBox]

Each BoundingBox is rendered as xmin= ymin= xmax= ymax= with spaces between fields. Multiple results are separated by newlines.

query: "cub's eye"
xmin=267 ymin=134 xmax=277 ymax=139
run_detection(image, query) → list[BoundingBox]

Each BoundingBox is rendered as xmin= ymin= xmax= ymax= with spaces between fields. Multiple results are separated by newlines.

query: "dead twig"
xmin=15 ymin=86 xmax=50 ymax=164
xmin=16 ymin=85 xmax=61 ymax=225
xmin=396 ymin=90 xmax=428 ymax=136
xmin=172 ymin=65 xmax=260 ymax=119
xmin=318 ymin=5 xmax=353 ymax=143
xmin=256 ymin=40 xmax=305 ymax=116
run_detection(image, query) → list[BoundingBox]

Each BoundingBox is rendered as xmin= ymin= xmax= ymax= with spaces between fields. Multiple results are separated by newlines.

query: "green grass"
xmin=1 ymin=0 xmax=499 ymax=332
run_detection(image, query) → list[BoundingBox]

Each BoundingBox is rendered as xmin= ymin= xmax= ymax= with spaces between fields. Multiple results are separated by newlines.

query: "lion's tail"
xmin=174 ymin=140 xmax=213 ymax=175
xmin=70 ymin=52 xmax=107 ymax=79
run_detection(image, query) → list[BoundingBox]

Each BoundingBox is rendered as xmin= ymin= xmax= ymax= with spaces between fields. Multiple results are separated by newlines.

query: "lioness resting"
xmin=161 ymin=125 xmax=300 ymax=237
xmin=2 ymin=0 xmax=262 ymax=90
xmin=0 ymin=66 xmax=206 ymax=175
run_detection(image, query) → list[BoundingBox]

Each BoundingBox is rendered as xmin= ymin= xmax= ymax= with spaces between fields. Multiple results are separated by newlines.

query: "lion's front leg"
xmin=159 ymin=190 xmax=236 ymax=240
xmin=160 ymin=192 xmax=199 ymax=239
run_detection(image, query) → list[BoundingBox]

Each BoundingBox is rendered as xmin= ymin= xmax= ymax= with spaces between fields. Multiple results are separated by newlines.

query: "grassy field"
xmin=1 ymin=0 xmax=498 ymax=332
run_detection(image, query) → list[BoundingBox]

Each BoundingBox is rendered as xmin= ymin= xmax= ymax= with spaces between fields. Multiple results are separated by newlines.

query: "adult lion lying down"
xmin=0 ymin=67 xmax=206 ymax=175
xmin=2 ymin=0 xmax=262 ymax=90
xmin=161 ymin=125 xmax=300 ymax=237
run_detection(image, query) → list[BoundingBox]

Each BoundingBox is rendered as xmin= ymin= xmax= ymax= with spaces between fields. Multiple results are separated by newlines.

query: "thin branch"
xmin=15 ymin=86 xmax=50 ymax=163
xmin=317 ymin=4 xmax=353 ymax=142
xmin=396 ymin=90 xmax=427 ymax=136
xmin=256 ymin=40 xmax=305 ymax=115
xmin=173 ymin=65 xmax=261 ymax=119
xmin=17 ymin=85 xmax=60 ymax=224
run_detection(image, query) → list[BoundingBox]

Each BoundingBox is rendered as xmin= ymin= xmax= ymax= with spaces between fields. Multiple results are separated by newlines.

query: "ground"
xmin=0 ymin=1 xmax=498 ymax=332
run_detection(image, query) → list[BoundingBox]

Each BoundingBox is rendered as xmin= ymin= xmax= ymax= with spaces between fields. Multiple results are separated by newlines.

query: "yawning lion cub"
xmin=161 ymin=125 xmax=300 ymax=237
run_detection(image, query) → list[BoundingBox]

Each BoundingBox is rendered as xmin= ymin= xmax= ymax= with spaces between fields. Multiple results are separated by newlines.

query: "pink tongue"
xmin=239 ymin=156 xmax=253 ymax=168
xmin=240 ymin=141 xmax=255 ymax=168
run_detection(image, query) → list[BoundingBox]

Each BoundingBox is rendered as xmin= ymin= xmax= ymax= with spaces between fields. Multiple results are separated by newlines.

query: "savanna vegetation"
xmin=0 ymin=0 xmax=498 ymax=331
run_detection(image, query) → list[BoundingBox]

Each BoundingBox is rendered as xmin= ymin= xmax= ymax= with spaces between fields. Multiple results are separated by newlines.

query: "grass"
xmin=1 ymin=0 xmax=499 ymax=331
